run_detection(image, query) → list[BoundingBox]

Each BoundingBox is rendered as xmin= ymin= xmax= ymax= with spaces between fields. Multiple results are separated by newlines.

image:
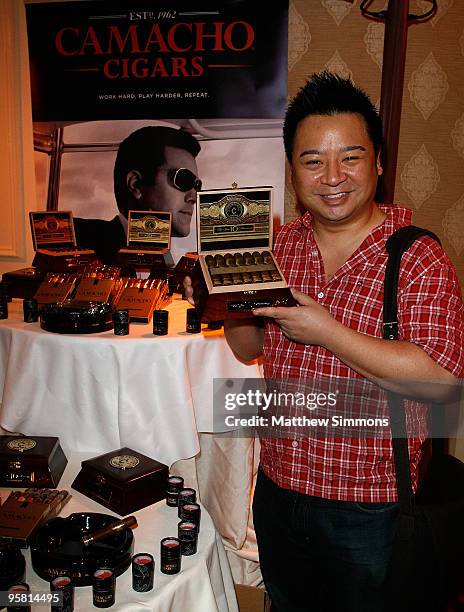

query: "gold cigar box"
xmin=114 ymin=211 xmax=174 ymax=274
xmin=193 ymin=186 xmax=294 ymax=320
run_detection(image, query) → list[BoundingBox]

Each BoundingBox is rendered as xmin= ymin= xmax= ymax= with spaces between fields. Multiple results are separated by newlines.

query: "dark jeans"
xmin=252 ymin=467 xmax=399 ymax=612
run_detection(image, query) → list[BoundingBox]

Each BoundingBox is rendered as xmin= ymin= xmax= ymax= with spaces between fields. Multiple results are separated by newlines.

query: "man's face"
xmin=139 ymin=146 xmax=200 ymax=237
xmin=291 ymin=113 xmax=382 ymax=226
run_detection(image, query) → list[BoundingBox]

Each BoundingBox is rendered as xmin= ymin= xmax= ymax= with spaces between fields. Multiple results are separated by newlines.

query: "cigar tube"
xmin=82 ymin=516 xmax=138 ymax=546
xmin=251 ymin=271 xmax=263 ymax=283
xmin=211 ymin=275 xmax=222 ymax=287
xmin=243 ymin=252 xmax=253 ymax=266
xmin=241 ymin=272 xmax=253 ymax=284
xmin=271 ymin=270 xmax=282 ymax=281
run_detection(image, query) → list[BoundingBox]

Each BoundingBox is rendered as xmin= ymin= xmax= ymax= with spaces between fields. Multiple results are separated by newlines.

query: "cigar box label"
xmin=31 ymin=214 xmax=74 ymax=245
xmin=199 ymin=194 xmax=270 ymax=246
xmin=129 ymin=215 xmax=170 ymax=244
xmin=116 ymin=287 xmax=159 ymax=314
xmin=73 ymin=279 xmax=114 ymax=302
xmin=7 ymin=438 xmax=37 ymax=452
xmin=34 ymin=282 xmax=74 ymax=303
xmin=109 ymin=455 xmax=140 ymax=470
xmin=0 ymin=499 xmax=49 ymax=541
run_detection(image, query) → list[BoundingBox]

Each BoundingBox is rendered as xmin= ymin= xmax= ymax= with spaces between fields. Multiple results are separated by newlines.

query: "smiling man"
xmin=184 ymin=71 xmax=464 ymax=611
xmin=74 ymin=126 xmax=201 ymax=263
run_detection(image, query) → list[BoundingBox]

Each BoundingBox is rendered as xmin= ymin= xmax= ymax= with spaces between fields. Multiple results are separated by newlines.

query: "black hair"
xmin=283 ymin=71 xmax=383 ymax=162
xmin=114 ymin=126 xmax=201 ymax=217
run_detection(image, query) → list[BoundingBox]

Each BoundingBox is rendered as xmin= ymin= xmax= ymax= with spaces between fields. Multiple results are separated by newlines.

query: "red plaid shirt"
xmin=260 ymin=206 xmax=464 ymax=501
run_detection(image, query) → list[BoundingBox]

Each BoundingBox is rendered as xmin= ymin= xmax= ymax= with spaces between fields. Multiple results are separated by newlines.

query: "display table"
xmin=0 ymin=298 xmax=260 ymax=466
xmin=0 ymin=298 xmax=263 ymax=586
xmin=0 ymin=453 xmax=239 ymax=611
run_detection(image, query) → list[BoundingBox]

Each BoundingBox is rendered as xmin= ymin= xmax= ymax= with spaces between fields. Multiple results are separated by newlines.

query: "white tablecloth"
xmin=2 ymin=453 xmax=239 ymax=612
xmin=0 ymin=297 xmax=263 ymax=586
xmin=0 ymin=298 xmax=260 ymax=467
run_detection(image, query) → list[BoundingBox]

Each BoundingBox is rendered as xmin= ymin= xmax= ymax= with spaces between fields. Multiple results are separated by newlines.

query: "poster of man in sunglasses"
xmin=42 ymin=119 xmax=286 ymax=265
xmin=72 ymin=125 xmax=203 ymax=264
xmin=27 ymin=0 xmax=289 ymax=265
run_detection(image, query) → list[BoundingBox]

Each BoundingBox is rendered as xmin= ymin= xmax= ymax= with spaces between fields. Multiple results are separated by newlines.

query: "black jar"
xmin=112 ymin=310 xmax=129 ymax=336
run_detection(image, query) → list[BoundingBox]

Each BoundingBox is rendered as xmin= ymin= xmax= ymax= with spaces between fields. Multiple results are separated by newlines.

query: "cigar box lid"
xmin=0 ymin=436 xmax=62 ymax=466
xmin=125 ymin=210 xmax=172 ymax=250
xmin=196 ymin=186 xmax=273 ymax=254
xmin=77 ymin=447 xmax=168 ymax=485
xmin=29 ymin=211 xmax=77 ymax=251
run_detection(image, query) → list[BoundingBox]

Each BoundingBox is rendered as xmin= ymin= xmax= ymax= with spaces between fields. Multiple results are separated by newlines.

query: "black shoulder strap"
xmin=383 ymin=226 xmax=441 ymax=341
xmin=383 ymin=226 xmax=441 ymax=511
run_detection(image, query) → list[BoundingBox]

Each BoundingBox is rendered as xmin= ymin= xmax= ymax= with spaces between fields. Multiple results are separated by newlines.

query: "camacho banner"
xmin=26 ymin=0 xmax=289 ymax=121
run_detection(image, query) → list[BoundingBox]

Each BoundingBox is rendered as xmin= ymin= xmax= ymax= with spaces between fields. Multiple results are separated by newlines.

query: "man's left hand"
xmin=252 ymin=288 xmax=338 ymax=346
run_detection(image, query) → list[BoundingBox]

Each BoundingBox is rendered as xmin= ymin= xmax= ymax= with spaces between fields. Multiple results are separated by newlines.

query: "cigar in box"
xmin=191 ymin=186 xmax=295 ymax=321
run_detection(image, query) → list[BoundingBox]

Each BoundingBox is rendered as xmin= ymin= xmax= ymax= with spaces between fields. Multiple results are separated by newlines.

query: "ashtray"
xmin=30 ymin=512 xmax=133 ymax=586
xmin=40 ymin=301 xmax=113 ymax=334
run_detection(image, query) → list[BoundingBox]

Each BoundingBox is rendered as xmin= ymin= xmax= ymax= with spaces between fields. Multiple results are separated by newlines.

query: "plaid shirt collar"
xmin=295 ymin=204 xmax=412 ymax=244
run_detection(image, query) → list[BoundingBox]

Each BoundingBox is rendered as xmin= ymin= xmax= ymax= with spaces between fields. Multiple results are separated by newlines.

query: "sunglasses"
xmin=166 ymin=168 xmax=202 ymax=192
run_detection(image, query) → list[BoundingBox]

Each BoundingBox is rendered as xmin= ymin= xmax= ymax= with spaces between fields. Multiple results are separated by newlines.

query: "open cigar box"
xmin=192 ymin=186 xmax=294 ymax=320
xmin=114 ymin=210 xmax=174 ymax=275
xmin=30 ymin=211 xmax=99 ymax=273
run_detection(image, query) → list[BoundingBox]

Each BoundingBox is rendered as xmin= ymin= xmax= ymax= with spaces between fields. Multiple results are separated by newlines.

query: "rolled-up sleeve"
xmin=398 ymin=237 xmax=464 ymax=377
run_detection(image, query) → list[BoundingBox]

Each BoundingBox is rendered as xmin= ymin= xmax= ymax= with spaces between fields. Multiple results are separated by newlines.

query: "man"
xmin=185 ymin=72 xmax=463 ymax=611
xmin=74 ymin=125 xmax=201 ymax=263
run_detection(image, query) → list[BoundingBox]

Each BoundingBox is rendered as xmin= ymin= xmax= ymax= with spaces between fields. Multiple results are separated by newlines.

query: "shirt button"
xmin=291 ymin=440 xmax=298 ymax=448
xmin=317 ymin=291 xmax=325 ymax=299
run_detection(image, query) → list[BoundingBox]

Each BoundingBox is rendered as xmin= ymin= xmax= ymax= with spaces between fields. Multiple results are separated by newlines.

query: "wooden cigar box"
xmin=0 ymin=436 xmax=68 ymax=488
xmin=32 ymin=251 xmax=101 ymax=273
xmin=71 ymin=447 xmax=168 ymax=516
xmin=192 ymin=186 xmax=294 ymax=320
xmin=29 ymin=211 xmax=100 ymax=272
xmin=2 ymin=268 xmax=46 ymax=299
